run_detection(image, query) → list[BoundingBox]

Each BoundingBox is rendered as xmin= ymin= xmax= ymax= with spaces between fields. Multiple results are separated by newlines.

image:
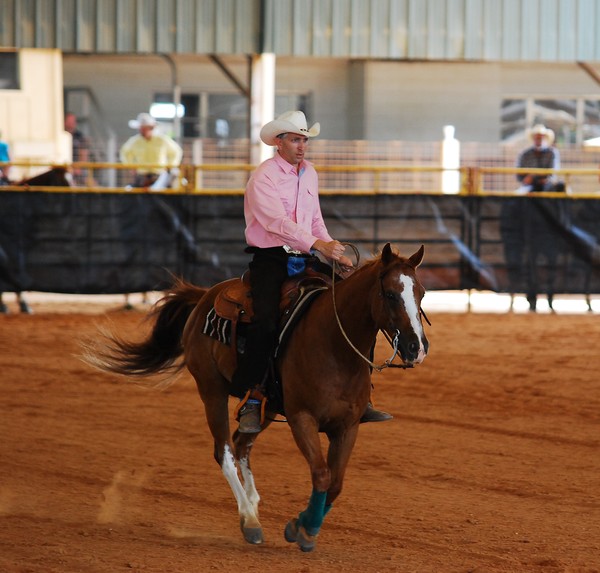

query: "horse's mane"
xmin=352 ymin=247 xmax=400 ymax=274
xmin=343 ymin=246 xmax=419 ymax=286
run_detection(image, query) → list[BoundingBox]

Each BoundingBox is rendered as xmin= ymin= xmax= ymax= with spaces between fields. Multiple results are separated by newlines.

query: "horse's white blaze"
xmin=221 ymin=444 xmax=259 ymax=523
xmin=399 ymin=274 xmax=427 ymax=363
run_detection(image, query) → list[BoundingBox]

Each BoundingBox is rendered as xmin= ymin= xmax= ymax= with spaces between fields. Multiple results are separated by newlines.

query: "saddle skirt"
xmin=202 ymin=273 xmax=330 ymax=352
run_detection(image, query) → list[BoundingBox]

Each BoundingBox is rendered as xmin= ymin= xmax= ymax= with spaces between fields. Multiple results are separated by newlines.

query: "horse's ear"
xmin=381 ymin=243 xmax=394 ymax=265
xmin=408 ymin=245 xmax=425 ymax=268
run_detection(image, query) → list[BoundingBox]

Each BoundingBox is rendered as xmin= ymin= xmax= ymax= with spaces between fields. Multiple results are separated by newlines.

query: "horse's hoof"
xmin=284 ymin=518 xmax=298 ymax=543
xmin=297 ymin=526 xmax=317 ymax=552
xmin=240 ymin=518 xmax=264 ymax=544
xmin=284 ymin=518 xmax=317 ymax=552
xmin=243 ymin=527 xmax=264 ymax=544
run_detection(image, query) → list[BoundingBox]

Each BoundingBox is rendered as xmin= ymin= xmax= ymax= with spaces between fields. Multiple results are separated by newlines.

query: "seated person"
xmin=120 ymin=113 xmax=183 ymax=189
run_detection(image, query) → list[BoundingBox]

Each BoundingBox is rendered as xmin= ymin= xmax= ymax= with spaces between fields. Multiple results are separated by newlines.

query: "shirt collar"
xmin=274 ymin=151 xmax=306 ymax=175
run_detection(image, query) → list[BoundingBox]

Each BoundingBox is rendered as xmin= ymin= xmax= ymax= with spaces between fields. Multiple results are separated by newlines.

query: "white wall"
xmin=63 ymin=54 xmax=352 ymax=143
xmin=0 ymin=49 xmax=68 ymax=173
xmin=62 ymin=55 xmax=600 ymax=146
xmin=361 ymin=61 xmax=600 ymax=142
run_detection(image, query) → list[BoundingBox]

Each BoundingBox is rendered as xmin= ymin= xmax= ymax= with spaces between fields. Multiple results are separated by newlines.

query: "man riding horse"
xmin=233 ymin=110 xmax=392 ymax=433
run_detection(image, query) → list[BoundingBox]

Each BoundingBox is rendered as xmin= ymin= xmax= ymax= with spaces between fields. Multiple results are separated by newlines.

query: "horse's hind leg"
xmin=232 ymin=426 xmax=264 ymax=514
xmin=196 ymin=379 xmax=264 ymax=545
xmin=220 ymin=439 xmax=264 ymax=544
xmin=231 ymin=415 xmax=274 ymax=514
xmin=185 ymin=308 xmax=264 ymax=544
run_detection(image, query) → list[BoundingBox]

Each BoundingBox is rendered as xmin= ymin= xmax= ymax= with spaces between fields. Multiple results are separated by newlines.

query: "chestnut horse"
xmin=85 ymin=243 xmax=429 ymax=552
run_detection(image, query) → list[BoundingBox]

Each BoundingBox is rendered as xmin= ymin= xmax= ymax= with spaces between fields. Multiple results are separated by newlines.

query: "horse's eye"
xmin=385 ymin=291 xmax=399 ymax=303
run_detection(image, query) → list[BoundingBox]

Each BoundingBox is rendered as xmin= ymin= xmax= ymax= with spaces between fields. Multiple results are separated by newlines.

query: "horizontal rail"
xmin=2 ymin=161 xmax=600 ymax=196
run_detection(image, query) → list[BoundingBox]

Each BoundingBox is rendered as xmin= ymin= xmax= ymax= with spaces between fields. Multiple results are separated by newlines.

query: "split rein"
xmin=330 ymin=244 xmax=431 ymax=373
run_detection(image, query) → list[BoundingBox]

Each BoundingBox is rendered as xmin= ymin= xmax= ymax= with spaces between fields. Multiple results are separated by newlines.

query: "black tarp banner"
xmin=1 ymin=191 xmax=599 ymax=298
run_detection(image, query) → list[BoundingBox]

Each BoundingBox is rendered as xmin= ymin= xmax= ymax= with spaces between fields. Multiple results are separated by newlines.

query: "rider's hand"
xmin=337 ymin=254 xmax=353 ymax=270
xmin=313 ymin=239 xmax=352 ymax=265
xmin=312 ymin=239 xmax=339 ymax=260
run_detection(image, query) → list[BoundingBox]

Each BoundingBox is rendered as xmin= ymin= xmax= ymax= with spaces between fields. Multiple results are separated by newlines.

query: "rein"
xmin=330 ymin=244 xmax=429 ymax=372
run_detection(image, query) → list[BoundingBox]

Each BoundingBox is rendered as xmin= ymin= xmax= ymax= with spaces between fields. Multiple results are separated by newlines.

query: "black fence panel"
xmin=1 ymin=191 xmax=599 ymax=296
xmin=472 ymin=195 xmax=600 ymax=300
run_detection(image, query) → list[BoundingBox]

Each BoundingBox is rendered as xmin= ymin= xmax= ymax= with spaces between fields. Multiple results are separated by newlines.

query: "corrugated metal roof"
xmin=1 ymin=0 xmax=600 ymax=62
xmin=262 ymin=0 xmax=600 ymax=61
xmin=0 ymin=0 xmax=260 ymax=54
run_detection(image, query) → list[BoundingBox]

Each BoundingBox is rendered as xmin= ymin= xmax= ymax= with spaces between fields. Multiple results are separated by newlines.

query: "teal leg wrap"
xmin=298 ymin=490 xmax=328 ymax=536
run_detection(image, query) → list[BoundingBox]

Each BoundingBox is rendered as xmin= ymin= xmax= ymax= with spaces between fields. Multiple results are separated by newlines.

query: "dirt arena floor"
xmin=1 ymin=294 xmax=599 ymax=573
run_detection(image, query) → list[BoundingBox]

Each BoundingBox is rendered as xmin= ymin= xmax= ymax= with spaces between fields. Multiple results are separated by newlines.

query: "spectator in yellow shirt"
xmin=120 ymin=113 xmax=183 ymax=189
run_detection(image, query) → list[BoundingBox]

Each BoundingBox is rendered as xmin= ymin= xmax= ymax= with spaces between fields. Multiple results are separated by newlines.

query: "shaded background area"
xmin=1 ymin=192 xmax=600 ymax=298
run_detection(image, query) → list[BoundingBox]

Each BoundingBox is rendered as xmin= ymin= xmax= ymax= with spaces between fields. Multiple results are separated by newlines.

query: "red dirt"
xmin=1 ymin=300 xmax=599 ymax=573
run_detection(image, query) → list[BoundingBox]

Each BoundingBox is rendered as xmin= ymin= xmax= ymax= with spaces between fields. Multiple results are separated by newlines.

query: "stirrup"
xmin=237 ymin=400 xmax=262 ymax=433
xmin=235 ymin=390 xmax=266 ymax=434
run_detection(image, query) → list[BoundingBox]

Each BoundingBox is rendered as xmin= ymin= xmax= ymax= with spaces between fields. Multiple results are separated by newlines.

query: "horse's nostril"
xmin=409 ymin=341 xmax=419 ymax=356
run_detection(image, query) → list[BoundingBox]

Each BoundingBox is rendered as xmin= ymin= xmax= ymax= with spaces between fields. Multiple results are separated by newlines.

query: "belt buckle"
xmin=283 ymin=245 xmax=303 ymax=255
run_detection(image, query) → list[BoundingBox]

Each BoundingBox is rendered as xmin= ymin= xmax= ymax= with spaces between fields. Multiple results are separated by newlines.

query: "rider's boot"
xmin=360 ymin=402 xmax=393 ymax=423
xmin=232 ymin=320 xmax=273 ymax=434
xmin=238 ymin=399 xmax=262 ymax=433
xmin=235 ymin=387 xmax=265 ymax=434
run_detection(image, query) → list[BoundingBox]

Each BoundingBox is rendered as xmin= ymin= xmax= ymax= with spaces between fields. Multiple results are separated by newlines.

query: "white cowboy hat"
xmin=128 ymin=112 xmax=157 ymax=129
xmin=260 ymin=111 xmax=320 ymax=146
xmin=527 ymin=124 xmax=555 ymax=144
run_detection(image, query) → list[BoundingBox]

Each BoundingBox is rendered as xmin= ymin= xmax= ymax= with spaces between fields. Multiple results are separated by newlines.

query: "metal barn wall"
xmin=2 ymin=0 xmax=600 ymax=62
xmin=0 ymin=0 xmax=260 ymax=54
xmin=263 ymin=0 xmax=600 ymax=61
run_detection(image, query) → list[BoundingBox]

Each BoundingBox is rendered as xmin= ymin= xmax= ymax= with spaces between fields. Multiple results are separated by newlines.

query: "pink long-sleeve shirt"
xmin=244 ymin=152 xmax=333 ymax=253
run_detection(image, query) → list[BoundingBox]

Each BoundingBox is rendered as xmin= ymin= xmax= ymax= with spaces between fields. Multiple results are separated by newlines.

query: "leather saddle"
xmin=206 ymin=267 xmax=334 ymax=414
xmin=213 ymin=270 xmax=330 ymax=327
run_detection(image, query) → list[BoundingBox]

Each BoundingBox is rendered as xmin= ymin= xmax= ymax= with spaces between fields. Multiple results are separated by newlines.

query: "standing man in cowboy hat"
xmin=516 ymin=124 xmax=565 ymax=193
xmin=120 ymin=112 xmax=183 ymax=189
xmin=510 ymin=124 xmax=566 ymax=312
xmin=234 ymin=110 xmax=392 ymax=433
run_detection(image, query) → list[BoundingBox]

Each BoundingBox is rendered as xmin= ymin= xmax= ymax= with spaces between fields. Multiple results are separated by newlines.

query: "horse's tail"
xmin=82 ymin=279 xmax=208 ymax=387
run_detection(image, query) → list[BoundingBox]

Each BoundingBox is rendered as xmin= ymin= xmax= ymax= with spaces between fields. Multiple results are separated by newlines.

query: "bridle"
xmin=330 ymin=244 xmax=430 ymax=372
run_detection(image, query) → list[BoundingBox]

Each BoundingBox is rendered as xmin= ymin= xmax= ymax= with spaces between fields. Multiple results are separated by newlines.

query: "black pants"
xmin=230 ymin=247 xmax=289 ymax=398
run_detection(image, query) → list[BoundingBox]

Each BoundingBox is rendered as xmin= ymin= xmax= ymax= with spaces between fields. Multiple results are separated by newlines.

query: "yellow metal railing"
xmin=2 ymin=160 xmax=600 ymax=196
xmin=471 ymin=166 xmax=600 ymax=198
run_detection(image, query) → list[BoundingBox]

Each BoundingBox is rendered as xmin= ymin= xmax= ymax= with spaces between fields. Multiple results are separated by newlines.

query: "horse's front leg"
xmin=324 ymin=423 xmax=360 ymax=507
xmin=284 ymin=413 xmax=331 ymax=552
